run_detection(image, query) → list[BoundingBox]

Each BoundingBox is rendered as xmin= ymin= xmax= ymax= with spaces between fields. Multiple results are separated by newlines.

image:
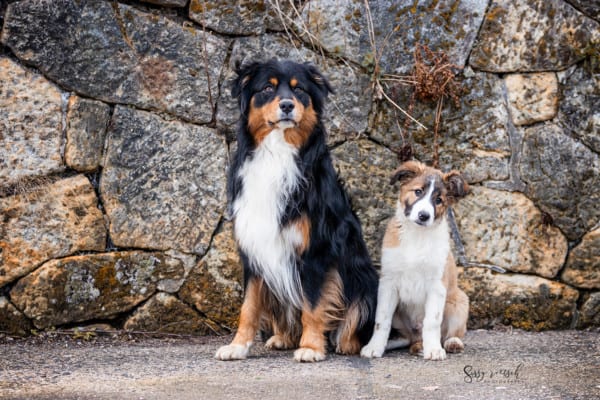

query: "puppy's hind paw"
xmin=360 ymin=344 xmax=384 ymax=358
xmin=444 ymin=337 xmax=464 ymax=353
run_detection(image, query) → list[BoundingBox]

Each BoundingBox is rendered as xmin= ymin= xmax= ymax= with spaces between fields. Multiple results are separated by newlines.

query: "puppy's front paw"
xmin=294 ymin=347 xmax=326 ymax=362
xmin=360 ymin=343 xmax=385 ymax=358
xmin=423 ymin=346 xmax=446 ymax=361
xmin=215 ymin=344 xmax=249 ymax=361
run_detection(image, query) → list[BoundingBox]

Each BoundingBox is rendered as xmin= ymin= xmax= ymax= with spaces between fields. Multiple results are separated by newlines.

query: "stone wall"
xmin=0 ymin=0 xmax=598 ymax=336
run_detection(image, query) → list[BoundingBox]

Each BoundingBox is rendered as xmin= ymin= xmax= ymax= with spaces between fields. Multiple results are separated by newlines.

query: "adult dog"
xmin=215 ymin=60 xmax=378 ymax=362
xmin=361 ymin=160 xmax=469 ymax=360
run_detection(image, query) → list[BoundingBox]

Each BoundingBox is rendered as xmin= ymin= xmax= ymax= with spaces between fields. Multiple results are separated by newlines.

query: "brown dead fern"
xmin=409 ymin=43 xmax=462 ymax=168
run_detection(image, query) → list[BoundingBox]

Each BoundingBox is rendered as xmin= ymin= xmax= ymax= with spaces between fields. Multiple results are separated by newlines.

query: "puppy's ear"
xmin=443 ymin=170 xmax=469 ymax=202
xmin=306 ymin=63 xmax=334 ymax=97
xmin=390 ymin=161 xmax=423 ymax=185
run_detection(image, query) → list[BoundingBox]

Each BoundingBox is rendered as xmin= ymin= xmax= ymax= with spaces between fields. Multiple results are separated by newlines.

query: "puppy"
xmin=360 ymin=160 xmax=469 ymax=360
xmin=215 ymin=60 xmax=378 ymax=362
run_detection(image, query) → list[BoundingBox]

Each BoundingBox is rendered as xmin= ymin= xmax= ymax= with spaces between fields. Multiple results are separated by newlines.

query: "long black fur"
xmin=229 ymin=59 xmax=378 ymax=347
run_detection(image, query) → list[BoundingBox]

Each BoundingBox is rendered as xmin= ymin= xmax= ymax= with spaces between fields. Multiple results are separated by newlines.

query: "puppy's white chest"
xmin=381 ymin=221 xmax=450 ymax=306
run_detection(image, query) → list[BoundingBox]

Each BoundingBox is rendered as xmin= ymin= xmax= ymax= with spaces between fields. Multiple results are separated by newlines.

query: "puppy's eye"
xmin=294 ymin=87 xmax=305 ymax=95
xmin=415 ymin=189 xmax=422 ymax=196
xmin=435 ymin=197 xmax=443 ymax=205
xmin=262 ymin=85 xmax=274 ymax=93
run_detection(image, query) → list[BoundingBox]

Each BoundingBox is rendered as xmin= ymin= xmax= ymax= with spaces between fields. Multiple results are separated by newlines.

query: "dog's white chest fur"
xmin=381 ymin=213 xmax=450 ymax=309
xmin=233 ymin=129 xmax=304 ymax=308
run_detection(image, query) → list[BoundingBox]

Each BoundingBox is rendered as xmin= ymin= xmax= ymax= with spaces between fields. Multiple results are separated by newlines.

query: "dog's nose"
xmin=418 ymin=211 xmax=430 ymax=222
xmin=279 ymin=99 xmax=295 ymax=114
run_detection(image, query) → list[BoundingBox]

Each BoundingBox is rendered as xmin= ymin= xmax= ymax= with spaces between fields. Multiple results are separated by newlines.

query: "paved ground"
xmin=0 ymin=329 xmax=599 ymax=400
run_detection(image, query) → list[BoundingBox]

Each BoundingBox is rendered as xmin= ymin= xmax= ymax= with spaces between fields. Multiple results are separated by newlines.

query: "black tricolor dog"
xmin=215 ymin=60 xmax=378 ymax=362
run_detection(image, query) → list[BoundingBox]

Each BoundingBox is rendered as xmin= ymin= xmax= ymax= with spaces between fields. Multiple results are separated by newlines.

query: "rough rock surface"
xmin=10 ymin=252 xmax=185 ymax=329
xmin=295 ymin=0 xmax=488 ymax=73
xmin=459 ymin=267 xmax=579 ymax=330
xmin=519 ymin=123 xmax=600 ymax=240
xmin=561 ymin=227 xmax=600 ymax=289
xmin=370 ymin=70 xmax=511 ymax=184
xmin=0 ymin=175 xmax=106 ymax=288
xmin=331 ymin=139 xmax=399 ymax=263
xmin=558 ymin=64 xmax=600 ymax=153
xmin=1 ymin=0 xmax=227 ymax=123
xmin=220 ymin=34 xmax=372 ymax=144
xmin=100 ymin=106 xmax=227 ymax=255
xmin=0 ymin=56 xmax=64 ymax=188
xmin=505 ymin=72 xmax=558 ymax=126
xmin=141 ymin=0 xmax=187 ymax=7
xmin=65 ymin=96 xmax=111 ymax=172
xmin=579 ymin=292 xmax=600 ymax=327
xmin=470 ymin=0 xmax=600 ymax=72
xmin=189 ymin=0 xmax=289 ymax=35
xmin=0 ymin=296 xmax=33 ymax=337
xmin=124 ymin=293 xmax=214 ymax=335
xmin=565 ymin=0 xmax=600 ymax=21
xmin=454 ymin=187 xmax=568 ymax=278
xmin=178 ymin=223 xmax=242 ymax=332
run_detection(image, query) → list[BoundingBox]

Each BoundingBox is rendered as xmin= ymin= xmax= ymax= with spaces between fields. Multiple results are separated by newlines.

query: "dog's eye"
xmin=262 ymin=85 xmax=274 ymax=93
xmin=294 ymin=87 xmax=305 ymax=95
xmin=415 ymin=189 xmax=422 ymax=196
xmin=435 ymin=197 xmax=443 ymax=205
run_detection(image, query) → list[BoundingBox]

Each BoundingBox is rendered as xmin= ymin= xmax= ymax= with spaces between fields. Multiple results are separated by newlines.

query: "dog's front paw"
xmin=360 ymin=343 xmax=385 ymax=358
xmin=423 ymin=346 xmax=446 ymax=361
xmin=294 ymin=347 xmax=326 ymax=362
xmin=215 ymin=344 xmax=249 ymax=361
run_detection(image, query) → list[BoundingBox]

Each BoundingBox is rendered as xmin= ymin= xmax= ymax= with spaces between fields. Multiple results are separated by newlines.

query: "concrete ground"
xmin=0 ymin=329 xmax=598 ymax=400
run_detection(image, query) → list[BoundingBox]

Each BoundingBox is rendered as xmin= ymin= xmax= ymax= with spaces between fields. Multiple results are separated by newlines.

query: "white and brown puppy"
xmin=361 ymin=160 xmax=469 ymax=361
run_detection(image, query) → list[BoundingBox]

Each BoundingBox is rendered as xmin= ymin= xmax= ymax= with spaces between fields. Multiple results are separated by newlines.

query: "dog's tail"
xmin=334 ymin=255 xmax=378 ymax=354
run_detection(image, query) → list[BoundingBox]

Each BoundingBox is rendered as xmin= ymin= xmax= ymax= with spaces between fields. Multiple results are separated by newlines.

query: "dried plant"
xmin=386 ymin=43 xmax=463 ymax=168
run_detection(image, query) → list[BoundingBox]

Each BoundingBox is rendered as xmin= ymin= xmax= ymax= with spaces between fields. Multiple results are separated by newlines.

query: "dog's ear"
xmin=231 ymin=61 xmax=261 ymax=113
xmin=390 ymin=161 xmax=423 ymax=185
xmin=443 ymin=170 xmax=469 ymax=202
xmin=306 ymin=63 xmax=334 ymax=97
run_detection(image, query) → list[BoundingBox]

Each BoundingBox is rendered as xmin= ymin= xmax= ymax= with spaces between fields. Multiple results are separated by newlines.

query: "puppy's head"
xmin=231 ymin=59 xmax=333 ymax=146
xmin=390 ymin=161 xmax=469 ymax=228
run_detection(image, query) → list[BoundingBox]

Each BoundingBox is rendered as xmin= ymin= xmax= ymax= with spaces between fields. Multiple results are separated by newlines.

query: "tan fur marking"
xmin=294 ymin=215 xmax=311 ymax=254
xmin=336 ymin=303 xmax=363 ymax=354
xmin=269 ymin=77 xmax=278 ymax=86
xmin=382 ymin=218 xmax=401 ymax=249
xmin=284 ymin=102 xmax=316 ymax=148
xmin=230 ymin=278 xmax=264 ymax=346
xmin=248 ymin=97 xmax=280 ymax=144
xmin=298 ymin=271 xmax=344 ymax=354
xmin=290 ymin=78 xmax=298 ymax=88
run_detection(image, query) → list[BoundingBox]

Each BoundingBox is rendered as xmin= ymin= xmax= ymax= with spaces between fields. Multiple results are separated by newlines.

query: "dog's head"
xmin=231 ymin=59 xmax=333 ymax=146
xmin=390 ymin=161 xmax=469 ymax=228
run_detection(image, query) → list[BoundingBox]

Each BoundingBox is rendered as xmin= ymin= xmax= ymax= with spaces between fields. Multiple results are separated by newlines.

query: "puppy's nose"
xmin=418 ymin=211 xmax=430 ymax=222
xmin=279 ymin=99 xmax=295 ymax=114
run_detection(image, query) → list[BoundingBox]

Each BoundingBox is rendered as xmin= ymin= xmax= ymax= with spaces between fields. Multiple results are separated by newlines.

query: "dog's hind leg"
xmin=442 ymin=288 xmax=469 ymax=353
xmin=335 ymin=302 xmax=363 ymax=355
xmin=295 ymin=271 xmax=343 ymax=362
